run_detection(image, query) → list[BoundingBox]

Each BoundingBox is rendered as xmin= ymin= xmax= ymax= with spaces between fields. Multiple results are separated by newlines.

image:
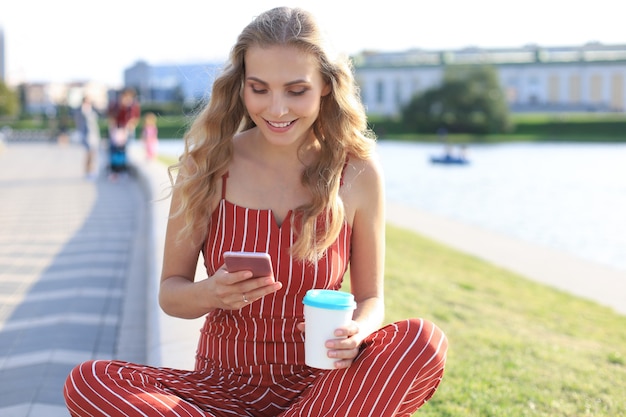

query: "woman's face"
xmin=243 ymin=45 xmax=330 ymax=147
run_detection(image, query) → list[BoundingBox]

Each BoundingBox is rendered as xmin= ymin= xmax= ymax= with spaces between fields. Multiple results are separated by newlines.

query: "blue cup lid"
xmin=302 ymin=289 xmax=356 ymax=310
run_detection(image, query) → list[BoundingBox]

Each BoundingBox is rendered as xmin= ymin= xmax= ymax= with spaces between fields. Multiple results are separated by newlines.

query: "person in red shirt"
xmin=106 ymin=88 xmax=140 ymax=177
xmin=108 ymin=87 xmax=140 ymax=142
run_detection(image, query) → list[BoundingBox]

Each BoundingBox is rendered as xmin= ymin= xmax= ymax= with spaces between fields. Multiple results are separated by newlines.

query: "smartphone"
xmin=223 ymin=251 xmax=274 ymax=279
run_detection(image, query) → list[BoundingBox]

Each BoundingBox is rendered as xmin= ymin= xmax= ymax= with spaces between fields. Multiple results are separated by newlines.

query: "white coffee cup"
xmin=302 ymin=289 xmax=356 ymax=369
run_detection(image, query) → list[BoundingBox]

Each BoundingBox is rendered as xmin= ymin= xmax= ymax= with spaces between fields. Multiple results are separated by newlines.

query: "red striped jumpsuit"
xmin=64 ymin=174 xmax=448 ymax=417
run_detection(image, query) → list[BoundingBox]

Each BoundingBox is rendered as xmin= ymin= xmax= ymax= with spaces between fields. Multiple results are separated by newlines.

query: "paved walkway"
xmin=0 ymin=142 xmax=147 ymax=417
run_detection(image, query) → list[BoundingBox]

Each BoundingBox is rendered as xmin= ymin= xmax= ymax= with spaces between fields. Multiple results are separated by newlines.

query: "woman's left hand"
xmin=297 ymin=321 xmax=364 ymax=369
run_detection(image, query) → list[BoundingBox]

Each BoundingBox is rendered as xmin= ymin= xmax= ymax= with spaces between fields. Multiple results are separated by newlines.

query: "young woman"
xmin=64 ymin=7 xmax=447 ymax=416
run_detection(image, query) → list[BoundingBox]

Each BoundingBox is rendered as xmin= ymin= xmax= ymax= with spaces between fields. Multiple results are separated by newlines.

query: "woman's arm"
xmin=347 ymin=156 xmax=386 ymax=334
xmin=326 ymin=156 xmax=386 ymax=368
xmin=158 ymin=184 xmax=215 ymax=319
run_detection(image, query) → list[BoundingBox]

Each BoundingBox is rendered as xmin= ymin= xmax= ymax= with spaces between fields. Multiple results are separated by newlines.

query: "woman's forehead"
xmin=244 ymin=45 xmax=321 ymax=83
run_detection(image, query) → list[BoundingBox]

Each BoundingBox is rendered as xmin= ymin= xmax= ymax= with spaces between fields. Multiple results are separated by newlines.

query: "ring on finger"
xmin=242 ymin=293 xmax=249 ymax=303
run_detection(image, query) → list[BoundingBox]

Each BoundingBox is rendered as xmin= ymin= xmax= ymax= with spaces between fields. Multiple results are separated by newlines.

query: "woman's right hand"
xmin=203 ymin=264 xmax=282 ymax=310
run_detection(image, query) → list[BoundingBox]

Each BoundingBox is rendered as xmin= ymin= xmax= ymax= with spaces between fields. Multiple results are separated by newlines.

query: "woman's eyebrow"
xmin=246 ymin=76 xmax=310 ymax=86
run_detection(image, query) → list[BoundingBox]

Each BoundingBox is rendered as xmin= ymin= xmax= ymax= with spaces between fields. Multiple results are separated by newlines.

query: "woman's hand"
xmin=297 ymin=321 xmax=364 ymax=369
xmin=205 ymin=265 xmax=282 ymax=310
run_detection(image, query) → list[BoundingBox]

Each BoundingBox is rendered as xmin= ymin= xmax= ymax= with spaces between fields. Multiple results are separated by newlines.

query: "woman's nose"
xmin=268 ymin=94 xmax=288 ymax=117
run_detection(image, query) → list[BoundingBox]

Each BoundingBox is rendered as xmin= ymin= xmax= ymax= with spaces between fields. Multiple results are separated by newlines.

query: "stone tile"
xmin=0 ymin=404 xmax=32 ymax=417
xmin=28 ymin=404 xmax=71 ymax=417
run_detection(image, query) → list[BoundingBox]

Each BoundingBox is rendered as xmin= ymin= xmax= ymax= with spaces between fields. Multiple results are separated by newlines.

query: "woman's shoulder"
xmin=344 ymin=153 xmax=383 ymax=187
xmin=341 ymin=153 xmax=384 ymax=215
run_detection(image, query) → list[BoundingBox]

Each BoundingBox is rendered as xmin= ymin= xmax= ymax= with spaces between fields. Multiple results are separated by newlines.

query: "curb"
xmin=127 ymin=145 xmax=204 ymax=369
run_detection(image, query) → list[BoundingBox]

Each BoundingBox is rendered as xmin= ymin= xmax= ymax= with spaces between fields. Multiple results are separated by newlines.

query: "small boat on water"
xmin=430 ymin=155 xmax=470 ymax=165
xmin=430 ymin=142 xmax=470 ymax=165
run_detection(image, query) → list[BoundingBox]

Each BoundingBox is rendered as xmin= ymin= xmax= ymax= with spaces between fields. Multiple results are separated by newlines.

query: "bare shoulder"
xmin=343 ymin=154 xmax=384 ymax=191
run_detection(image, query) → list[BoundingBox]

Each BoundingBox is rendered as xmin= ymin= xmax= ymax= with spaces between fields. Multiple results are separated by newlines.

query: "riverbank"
xmin=386 ymin=202 xmax=626 ymax=316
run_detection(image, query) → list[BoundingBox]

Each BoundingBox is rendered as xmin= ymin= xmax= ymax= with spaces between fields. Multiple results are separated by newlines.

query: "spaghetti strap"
xmin=221 ymin=172 xmax=229 ymax=199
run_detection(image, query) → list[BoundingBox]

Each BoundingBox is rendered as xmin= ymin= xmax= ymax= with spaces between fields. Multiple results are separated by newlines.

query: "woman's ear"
xmin=321 ymin=83 xmax=332 ymax=97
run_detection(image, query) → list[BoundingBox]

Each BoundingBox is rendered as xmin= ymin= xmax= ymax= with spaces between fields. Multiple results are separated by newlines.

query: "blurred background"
xmin=1 ymin=0 xmax=624 ymax=116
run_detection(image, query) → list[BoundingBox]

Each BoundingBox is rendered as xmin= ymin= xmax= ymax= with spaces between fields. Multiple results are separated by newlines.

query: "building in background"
xmin=20 ymin=81 xmax=109 ymax=115
xmin=354 ymin=43 xmax=626 ymax=116
xmin=15 ymin=43 xmax=626 ymax=119
xmin=124 ymin=61 xmax=224 ymax=105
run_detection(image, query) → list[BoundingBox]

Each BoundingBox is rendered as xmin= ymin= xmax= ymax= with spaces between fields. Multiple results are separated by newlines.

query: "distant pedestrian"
xmin=107 ymin=88 xmax=140 ymax=143
xmin=74 ymin=96 xmax=101 ymax=179
xmin=141 ymin=112 xmax=158 ymax=160
xmin=107 ymin=88 xmax=140 ymax=179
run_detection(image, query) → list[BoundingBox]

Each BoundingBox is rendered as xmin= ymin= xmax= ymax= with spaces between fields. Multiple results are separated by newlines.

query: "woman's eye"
xmin=248 ymin=84 xmax=307 ymax=95
xmin=250 ymin=85 xmax=267 ymax=94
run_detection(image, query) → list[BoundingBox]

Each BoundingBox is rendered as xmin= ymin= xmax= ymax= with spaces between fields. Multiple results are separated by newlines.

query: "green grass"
xmin=371 ymin=112 xmax=626 ymax=143
xmin=383 ymin=225 xmax=626 ymax=416
xmin=158 ymin=155 xmax=179 ymax=168
xmin=154 ymin=158 xmax=626 ymax=415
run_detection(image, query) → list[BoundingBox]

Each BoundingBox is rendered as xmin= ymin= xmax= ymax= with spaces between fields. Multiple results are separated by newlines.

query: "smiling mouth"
xmin=266 ymin=120 xmax=295 ymax=128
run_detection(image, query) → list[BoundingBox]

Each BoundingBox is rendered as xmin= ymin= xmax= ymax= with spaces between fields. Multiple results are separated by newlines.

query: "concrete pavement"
xmin=0 ymin=142 xmax=148 ymax=417
xmin=0 ymin=141 xmax=203 ymax=417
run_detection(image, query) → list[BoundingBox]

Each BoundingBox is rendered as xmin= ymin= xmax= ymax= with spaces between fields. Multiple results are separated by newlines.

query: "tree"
xmin=0 ymin=81 xmax=19 ymax=117
xmin=402 ymin=65 xmax=512 ymax=135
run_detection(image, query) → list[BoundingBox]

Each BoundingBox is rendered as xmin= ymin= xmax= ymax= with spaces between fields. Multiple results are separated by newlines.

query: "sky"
xmin=2 ymin=0 xmax=624 ymax=87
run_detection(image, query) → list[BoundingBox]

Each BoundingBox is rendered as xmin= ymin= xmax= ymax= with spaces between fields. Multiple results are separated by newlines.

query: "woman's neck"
xmin=238 ymin=127 xmax=320 ymax=172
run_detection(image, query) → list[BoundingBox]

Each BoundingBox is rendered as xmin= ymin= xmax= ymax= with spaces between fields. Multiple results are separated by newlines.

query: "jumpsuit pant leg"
xmin=281 ymin=318 xmax=448 ymax=417
xmin=64 ymin=360 xmax=316 ymax=417
xmin=64 ymin=360 xmax=212 ymax=416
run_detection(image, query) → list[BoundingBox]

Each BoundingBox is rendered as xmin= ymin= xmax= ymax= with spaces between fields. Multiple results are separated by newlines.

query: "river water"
xmin=158 ymin=139 xmax=626 ymax=272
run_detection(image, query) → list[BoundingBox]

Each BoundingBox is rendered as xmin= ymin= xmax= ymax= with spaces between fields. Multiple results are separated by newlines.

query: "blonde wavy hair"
xmin=170 ymin=7 xmax=376 ymax=262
